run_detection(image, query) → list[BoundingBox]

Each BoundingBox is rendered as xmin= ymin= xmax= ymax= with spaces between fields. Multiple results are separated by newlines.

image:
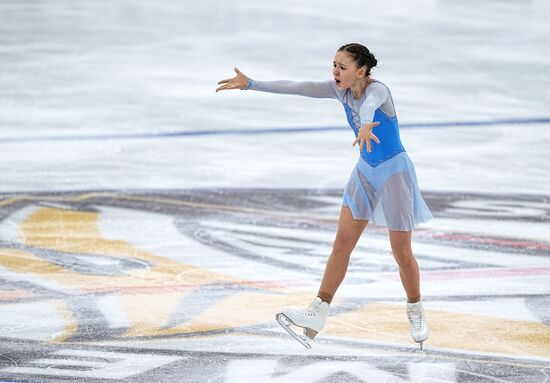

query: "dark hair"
xmin=338 ymin=43 xmax=377 ymax=75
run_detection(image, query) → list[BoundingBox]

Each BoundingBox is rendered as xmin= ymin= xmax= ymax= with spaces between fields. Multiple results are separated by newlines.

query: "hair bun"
xmin=338 ymin=43 xmax=378 ymax=75
xmin=366 ymin=51 xmax=377 ymax=68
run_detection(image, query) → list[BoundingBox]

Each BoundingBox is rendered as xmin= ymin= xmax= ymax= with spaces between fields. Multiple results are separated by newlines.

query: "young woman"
xmin=216 ymin=43 xmax=432 ymax=349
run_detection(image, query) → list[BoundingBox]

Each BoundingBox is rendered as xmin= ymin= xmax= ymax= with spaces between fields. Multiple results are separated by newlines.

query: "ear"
xmin=357 ymin=65 xmax=368 ymax=78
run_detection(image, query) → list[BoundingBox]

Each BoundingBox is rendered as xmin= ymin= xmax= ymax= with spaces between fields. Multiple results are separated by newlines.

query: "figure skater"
xmin=216 ymin=43 xmax=432 ymax=349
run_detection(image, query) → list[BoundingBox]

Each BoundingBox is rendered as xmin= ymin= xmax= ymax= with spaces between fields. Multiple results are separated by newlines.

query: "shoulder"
xmin=369 ymin=80 xmax=396 ymax=115
xmin=365 ymin=80 xmax=390 ymax=102
xmin=368 ymin=80 xmax=390 ymax=93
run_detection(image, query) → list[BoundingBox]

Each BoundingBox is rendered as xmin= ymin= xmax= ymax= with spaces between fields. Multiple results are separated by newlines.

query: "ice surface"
xmin=0 ymin=1 xmax=549 ymax=382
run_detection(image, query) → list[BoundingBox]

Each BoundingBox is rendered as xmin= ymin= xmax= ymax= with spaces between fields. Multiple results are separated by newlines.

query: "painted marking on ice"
xmin=1 ymin=349 xmax=182 ymax=379
xmin=445 ymin=199 xmax=550 ymax=219
xmin=1 ymin=117 xmax=549 ymax=143
xmin=225 ymin=359 xmax=456 ymax=383
xmin=382 ymin=267 xmax=550 ymax=282
xmin=3 ymin=192 xmax=548 ymax=251
xmin=324 ymin=302 xmax=550 ymax=359
xmin=420 ymin=267 xmax=550 ymax=281
xmin=418 ymin=230 xmax=550 ymax=251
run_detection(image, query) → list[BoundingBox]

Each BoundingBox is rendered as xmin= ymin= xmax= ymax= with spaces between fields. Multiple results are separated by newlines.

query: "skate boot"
xmin=276 ymin=297 xmax=329 ymax=349
xmin=407 ymin=301 xmax=429 ymax=350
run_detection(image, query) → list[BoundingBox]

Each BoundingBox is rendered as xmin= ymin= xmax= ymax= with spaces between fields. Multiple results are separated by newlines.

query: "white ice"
xmin=0 ymin=1 xmax=550 ymax=382
xmin=0 ymin=0 xmax=549 ymax=195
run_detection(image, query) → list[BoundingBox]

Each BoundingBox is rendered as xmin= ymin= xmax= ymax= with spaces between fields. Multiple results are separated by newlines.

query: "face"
xmin=333 ymin=51 xmax=367 ymax=90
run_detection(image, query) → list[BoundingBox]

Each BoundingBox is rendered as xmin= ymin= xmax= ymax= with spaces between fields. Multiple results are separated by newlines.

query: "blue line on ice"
xmin=2 ymin=117 xmax=550 ymax=143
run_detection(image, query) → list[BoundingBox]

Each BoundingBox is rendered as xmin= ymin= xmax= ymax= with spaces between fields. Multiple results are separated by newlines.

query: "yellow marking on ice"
xmin=2 ymin=206 xmax=322 ymax=339
xmin=154 ymin=292 xmax=322 ymax=336
xmin=50 ymin=300 xmax=77 ymax=343
xmin=0 ymin=248 xmax=69 ymax=274
xmin=324 ymin=302 xmax=550 ymax=358
xmin=0 ymin=248 xmax=141 ymax=292
xmin=115 ymin=291 xmax=318 ymax=337
xmin=0 ymin=210 xmax=238 ymax=300
xmin=19 ymin=207 xmax=232 ymax=287
xmin=121 ymin=292 xmax=190 ymax=337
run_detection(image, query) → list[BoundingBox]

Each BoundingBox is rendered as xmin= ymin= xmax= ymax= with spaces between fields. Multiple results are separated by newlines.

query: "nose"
xmin=333 ymin=67 xmax=339 ymax=76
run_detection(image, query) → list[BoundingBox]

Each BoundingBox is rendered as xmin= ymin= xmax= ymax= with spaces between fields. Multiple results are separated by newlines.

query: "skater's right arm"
xmin=216 ymin=67 xmax=339 ymax=99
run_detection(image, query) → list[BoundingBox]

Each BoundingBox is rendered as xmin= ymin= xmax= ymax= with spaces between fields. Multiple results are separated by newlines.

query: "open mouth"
xmin=335 ymin=79 xmax=341 ymax=86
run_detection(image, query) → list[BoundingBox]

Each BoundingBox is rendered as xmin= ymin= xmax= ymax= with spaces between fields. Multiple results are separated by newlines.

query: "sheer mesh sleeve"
xmin=359 ymin=82 xmax=389 ymax=124
xmin=247 ymin=79 xmax=340 ymax=99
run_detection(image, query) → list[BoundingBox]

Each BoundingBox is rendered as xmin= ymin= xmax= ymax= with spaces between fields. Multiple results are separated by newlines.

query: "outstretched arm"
xmin=216 ymin=68 xmax=338 ymax=99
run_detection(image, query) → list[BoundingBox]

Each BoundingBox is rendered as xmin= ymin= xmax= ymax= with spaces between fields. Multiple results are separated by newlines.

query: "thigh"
xmin=381 ymin=172 xmax=414 ymax=230
xmin=333 ymin=206 xmax=369 ymax=251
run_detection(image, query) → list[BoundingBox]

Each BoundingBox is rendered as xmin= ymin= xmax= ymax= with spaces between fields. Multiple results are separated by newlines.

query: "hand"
xmin=352 ymin=121 xmax=381 ymax=153
xmin=216 ymin=67 xmax=249 ymax=92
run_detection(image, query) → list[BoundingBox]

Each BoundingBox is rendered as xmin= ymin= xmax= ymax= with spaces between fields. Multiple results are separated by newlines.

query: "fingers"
xmin=353 ymin=135 xmax=380 ymax=152
xmin=217 ymin=67 xmax=246 ymax=92
xmin=215 ymin=83 xmax=239 ymax=92
xmin=218 ymin=68 xmax=243 ymax=84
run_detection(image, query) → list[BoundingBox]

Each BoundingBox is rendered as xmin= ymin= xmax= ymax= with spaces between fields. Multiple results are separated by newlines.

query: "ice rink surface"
xmin=1 ymin=0 xmax=549 ymax=382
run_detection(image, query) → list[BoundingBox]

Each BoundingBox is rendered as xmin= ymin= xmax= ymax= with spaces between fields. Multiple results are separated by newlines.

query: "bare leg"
xmin=388 ymin=230 xmax=421 ymax=303
xmin=317 ymin=206 xmax=368 ymax=304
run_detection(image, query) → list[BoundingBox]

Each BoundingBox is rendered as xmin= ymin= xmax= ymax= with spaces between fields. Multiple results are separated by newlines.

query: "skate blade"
xmin=414 ymin=335 xmax=428 ymax=351
xmin=276 ymin=313 xmax=312 ymax=349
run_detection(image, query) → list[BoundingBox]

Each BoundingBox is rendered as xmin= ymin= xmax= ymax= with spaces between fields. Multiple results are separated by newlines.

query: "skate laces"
xmin=304 ymin=298 xmax=323 ymax=316
xmin=408 ymin=311 xmax=424 ymax=332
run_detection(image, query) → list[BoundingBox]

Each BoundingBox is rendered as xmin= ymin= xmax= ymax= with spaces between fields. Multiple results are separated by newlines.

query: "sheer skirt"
xmin=342 ymin=152 xmax=432 ymax=231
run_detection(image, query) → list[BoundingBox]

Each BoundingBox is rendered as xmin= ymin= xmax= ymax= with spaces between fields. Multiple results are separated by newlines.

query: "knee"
xmin=392 ymin=247 xmax=415 ymax=268
xmin=332 ymin=237 xmax=354 ymax=257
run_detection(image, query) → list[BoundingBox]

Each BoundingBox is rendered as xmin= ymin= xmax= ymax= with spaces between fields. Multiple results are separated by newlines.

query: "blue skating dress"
xmin=246 ymin=78 xmax=432 ymax=231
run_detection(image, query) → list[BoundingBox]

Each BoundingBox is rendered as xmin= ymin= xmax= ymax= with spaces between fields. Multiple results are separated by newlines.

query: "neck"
xmin=351 ymin=77 xmax=372 ymax=99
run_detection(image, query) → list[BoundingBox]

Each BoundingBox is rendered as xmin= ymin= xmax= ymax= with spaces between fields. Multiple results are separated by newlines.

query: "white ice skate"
xmin=407 ymin=301 xmax=429 ymax=350
xmin=276 ymin=297 xmax=329 ymax=349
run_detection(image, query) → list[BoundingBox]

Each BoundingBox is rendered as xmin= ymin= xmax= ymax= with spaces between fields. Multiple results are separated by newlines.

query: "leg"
xmin=388 ymin=230 xmax=420 ymax=303
xmin=317 ymin=206 xmax=368 ymax=304
xmin=276 ymin=206 xmax=367 ymax=348
xmin=389 ymin=230 xmax=429 ymax=348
